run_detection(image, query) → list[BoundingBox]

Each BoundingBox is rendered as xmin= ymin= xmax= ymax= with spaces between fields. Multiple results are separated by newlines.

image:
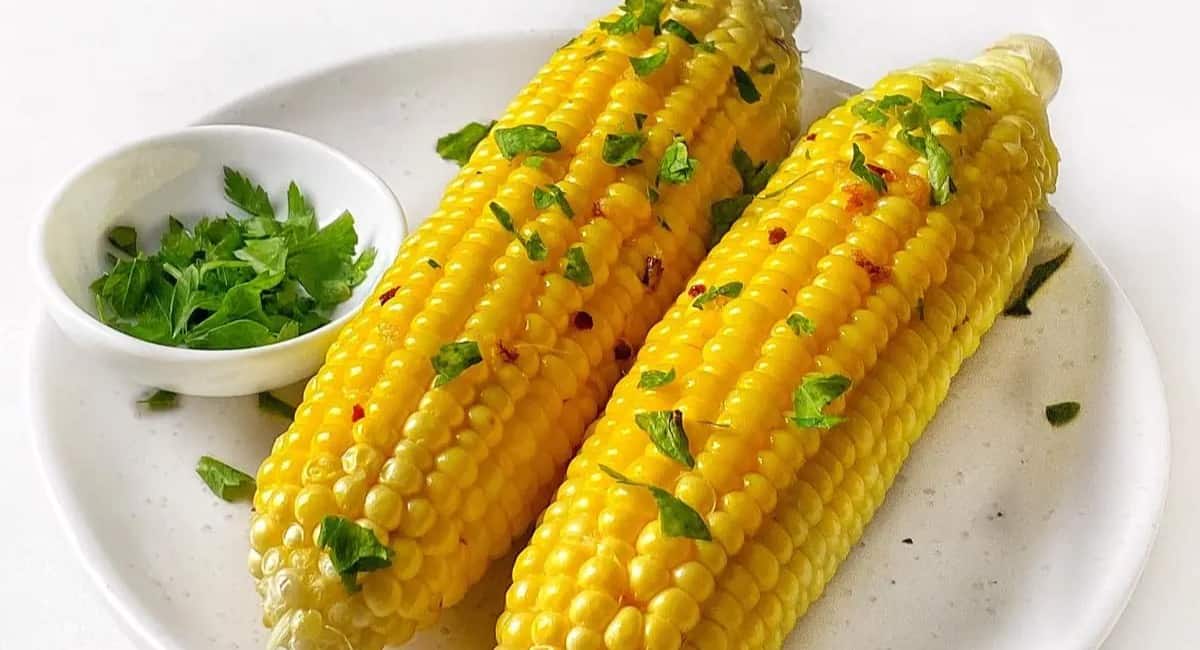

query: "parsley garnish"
xmin=758 ymin=62 xmax=777 ymax=74
xmin=195 ymin=455 xmax=256 ymax=502
xmin=432 ymin=340 xmax=483 ymax=387
xmin=138 ymin=388 xmax=178 ymax=411
xmin=564 ymin=246 xmax=594 ymax=286
xmin=599 ymin=464 xmax=711 ymax=540
xmin=731 ymin=143 xmax=777 ymax=194
xmin=436 ymin=120 xmax=495 ymax=166
xmin=426 ymin=258 xmax=441 ymax=269
xmin=636 ymin=409 xmax=695 ymax=468
xmin=584 ymin=50 xmax=607 ymax=61
xmin=920 ymin=83 xmax=990 ymax=131
xmin=494 ymin=125 xmax=562 ymax=160
xmin=789 ymin=373 xmax=851 ymax=429
xmin=107 ymin=226 xmax=138 ymax=257
xmin=631 ymin=46 xmax=669 ymax=77
xmin=258 ymin=392 xmax=296 ymax=419
xmin=638 ymin=367 xmax=676 ymax=389
xmin=1005 ymin=247 xmax=1071 ymax=316
xmin=634 ymin=112 xmax=649 ymax=130
xmin=659 ymin=136 xmax=698 ymax=185
xmin=709 ymin=195 xmax=753 ymax=247
xmin=533 ymin=184 xmax=574 ymax=218
xmin=603 ymin=132 xmax=647 ymax=166
xmin=91 ymin=168 xmax=375 ymax=350
xmin=692 ymin=281 xmax=743 ymax=309
xmin=490 ymin=202 xmax=516 ymax=233
xmin=524 ymin=155 xmax=546 ymax=169
xmin=786 ymin=313 xmax=815 ymax=336
xmin=491 ymin=202 xmax=548 ymax=260
xmin=924 ymin=135 xmax=955 ymax=205
xmin=732 ymin=66 xmax=761 ymax=103
xmin=524 ymin=230 xmax=548 ymax=261
xmin=661 ymin=19 xmax=699 ymax=44
xmin=600 ymin=0 xmax=665 ymax=34
xmin=850 ymin=143 xmax=888 ymax=194
xmin=318 ymin=515 xmax=394 ymax=592
xmin=1045 ymin=401 xmax=1081 ymax=426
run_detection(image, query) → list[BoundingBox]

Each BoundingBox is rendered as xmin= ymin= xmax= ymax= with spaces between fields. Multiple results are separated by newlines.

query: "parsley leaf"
xmin=921 ymin=83 xmax=990 ymax=131
xmin=758 ymin=62 xmax=777 ymax=74
xmin=101 ymin=257 xmax=156 ymax=317
xmin=533 ymin=184 xmax=574 ymax=218
xmin=631 ymin=46 xmax=669 ymax=77
xmin=850 ymin=143 xmax=887 ymax=194
xmin=494 ymin=125 xmax=562 ymax=160
xmin=603 ymin=132 xmax=646 ymax=167
xmin=709 ymin=195 xmax=753 ymax=247
xmin=600 ymin=12 xmax=639 ymax=35
xmin=432 ymin=340 xmax=483 ymax=387
xmin=659 ymin=136 xmax=698 ymax=185
xmin=489 ymin=202 xmax=516 ymax=233
xmin=786 ymin=312 xmax=815 ymax=336
xmin=524 ymin=230 xmax=548 ymax=261
xmin=692 ymin=281 xmax=742 ymax=309
xmin=107 ymin=226 xmax=138 ymax=257
xmin=1045 ymin=401 xmax=1081 ymax=426
xmin=638 ymin=368 xmax=677 ymax=389
xmin=138 ymin=389 xmax=178 ymax=411
xmin=634 ymin=112 xmax=649 ymax=130
xmin=789 ymin=373 xmax=851 ymax=429
xmin=661 ymin=18 xmax=699 ymax=44
xmin=524 ymin=155 xmax=546 ymax=169
xmin=223 ymin=167 xmax=274 ymax=219
xmin=195 ymin=455 xmax=256 ymax=502
xmin=1005 ymin=247 xmax=1072 ymax=316
xmin=924 ymin=135 xmax=956 ymax=205
xmin=732 ymin=67 xmax=761 ymax=103
xmin=318 ymin=515 xmax=394 ymax=593
xmin=636 ymin=410 xmax=695 ymax=468
xmin=436 ymin=120 xmax=496 ymax=166
xmin=599 ymin=465 xmax=711 ymax=540
xmin=258 ymin=392 xmax=296 ymax=419
xmin=731 ymin=143 xmax=777 ymax=194
xmin=851 ymin=99 xmax=890 ymax=126
xmin=285 ymin=211 xmax=360 ymax=306
xmin=234 ymin=236 xmax=288 ymax=276
xmin=564 ymin=246 xmax=594 ymax=286
xmin=425 ymin=258 xmax=441 ymax=269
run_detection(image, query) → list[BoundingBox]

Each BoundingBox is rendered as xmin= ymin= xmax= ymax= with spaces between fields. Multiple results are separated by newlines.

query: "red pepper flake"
xmin=852 ymin=249 xmax=891 ymax=283
xmin=687 ymin=283 xmax=707 ymax=298
xmin=866 ymin=163 xmax=896 ymax=182
xmin=352 ymin=404 xmax=365 ymax=422
xmin=613 ymin=339 xmax=633 ymax=361
xmin=844 ymin=183 xmax=878 ymax=215
xmin=496 ymin=340 xmax=520 ymax=363
xmin=767 ymin=227 xmax=787 ymax=245
xmin=592 ymin=201 xmax=606 ymax=218
xmin=641 ymin=256 xmax=664 ymax=291
xmin=572 ymin=311 xmax=594 ymax=330
xmin=804 ymin=133 xmax=818 ymax=142
xmin=378 ymin=286 xmax=399 ymax=305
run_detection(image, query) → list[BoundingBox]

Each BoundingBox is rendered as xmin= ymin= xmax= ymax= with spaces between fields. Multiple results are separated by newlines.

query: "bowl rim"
xmin=29 ymin=123 xmax=407 ymax=362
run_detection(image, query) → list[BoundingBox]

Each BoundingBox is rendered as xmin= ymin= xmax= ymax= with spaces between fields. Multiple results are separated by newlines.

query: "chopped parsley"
xmin=658 ymin=136 xmax=698 ymax=185
xmin=435 ymin=120 xmax=495 ymax=166
xmin=631 ymin=46 xmax=669 ymax=77
xmin=731 ymin=143 xmax=777 ymax=194
xmin=318 ymin=515 xmax=394 ymax=592
xmin=195 ymin=455 xmax=256 ymax=502
xmin=634 ymin=112 xmax=649 ymax=130
xmin=533 ymin=184 xmax=574 ymax=218
xmin=599 ymin=464 xmax=711 ymax=540
xmin=1005 ymin=247 xmax=1071 ymax=316
xmin=692 ymin=281 xmax=743 ymax=309
xmin=584 ymin=50 xmax=607 ymax=61
xmin=432 ymin=340 xmax=483 ymax=387
xmin=709 ymin=195 xmax=753 ymax=247
xmin=137 ymin=388 xmax=178 ymax=411
xmin=600 ymin=0 xmax=665 ymax=34
xmin=426 ymin=258 xmax=441 ymax=269
xmin=257 ymin=392 xmax=296 ymax=419
xmin=732 ymin=66 xmax=761 ymax=103
xmin=789 ymin=373 xmax=851 ymax=429
xmin=107 ymin=226 xmax=138 ymax=257
xmin=493 ymin=125 xmax=562 ymax=160
xmin=638 ymin=368 xmax=677 ymax=389
xmin=636 ymin=409 xmax=695 ymax=468
xmin=490 ymin=201 xmax=516 ymax=233
xmin=1045 ymin=401 xmax=1081 ymax=426
xmin=524 ymin=230 xmax=548 ymax=261
xmin=850 ymin=143 xmax=888 ymax=194
xmin=603 ymin=132 xmax=647 ymax=167
xmin=786 ymin=312 xmax=815 ymax=336
xmin=758 ymin=62 xmax=777 ymax=74
xmin=920 ymin=83 xmax=990 ymax=131
xmin=661 ymin=18 xmax=700 ymax=44
xmin=564 ymin=246 xmax=594 ymax=286
xmin=524 ymin=155 xmax=546 ymax=169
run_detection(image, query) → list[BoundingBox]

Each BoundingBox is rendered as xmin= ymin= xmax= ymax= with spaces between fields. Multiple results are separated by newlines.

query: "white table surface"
xmin=2 ymin=0 xmax=1196 ymax=648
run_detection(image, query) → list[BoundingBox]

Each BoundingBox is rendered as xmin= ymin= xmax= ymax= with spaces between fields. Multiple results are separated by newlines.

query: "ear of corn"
xmin=249 ymin=2 xmax=802 ymax=648
xmin=497 ymin=35 xmax=1059 ymax=650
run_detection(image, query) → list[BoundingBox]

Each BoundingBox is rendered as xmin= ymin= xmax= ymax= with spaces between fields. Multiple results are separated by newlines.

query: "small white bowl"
xmin=31 ymin=124 xmax=406 ymax=397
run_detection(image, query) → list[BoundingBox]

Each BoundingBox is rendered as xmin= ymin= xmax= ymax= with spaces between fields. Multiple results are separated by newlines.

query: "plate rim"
xmin=27 ymin=29 xmax=1172 ymax=650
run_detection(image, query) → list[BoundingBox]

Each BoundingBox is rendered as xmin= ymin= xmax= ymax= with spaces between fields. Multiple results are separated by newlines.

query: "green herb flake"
xmin=257 ymin=392 xmax=296 ymax=419
xmin=523 ymin=155 xmax=546 ymax=169
xmin=709 ymin=195 xmax=753 ymax=247
xmin=661 ymin=18 xmax=699 ymax=44
xmin=523 ymin=230 xmax=548 ymax=261
xmin=850 ymin=143 xmax=888 ymax=194
xmin=732 ymin=66 xmax=761 ymax=103
xmin=1045 ymin=401 xmax=1081 ymax=426
xmin=489 ymin=202 xmax=516 ymax=234
xmin=789 ymin=373 xmax=852 ymax=429
xmin=920 ymin=83 xmax=990 ymax=131
xmin=533 ymin=184 xmax=575 ymax=218
xmin=317 ymin=515 xmax=394 ymax=593
xmin=494 ymin=125 xmax=562 ymax=160
xmin=731 ymin=143 xmax=777 ymax=195
xmin=637 ymin=367 xmax=677 ymax=389
xmin=1005 ymin=247 xmax=1072 ymax=317
xmin=635 ymin=409 xmax=695 ymax=468
xmin=223 ymin=167 xmax=274 ymax=219
xmin=599 ymin=464 xmax=711 ymax=540
xmin=851 ymin=99 xmax=889 ymax=126
xmin=786 ymin=313 xmax=815 ymax=336
xmin=924 ymin=135 xmax=956 ymax=205
xmin=564 ymin=246 xmax=594 ymax=287
xmin=584 ymin=49 xmax=607 ymax=61
xmin=602 ymin=132 xmax=647 ymax=167
xmin=137 ymin=388 xmax=178 ymax=411
xmin=658 ymin=136 xmax=698 ymax=185
xmin=600 ymin=12 xmax=639 ymax=35
xmin=634 ymin=112 xmax=649 ymax=130
xmin=631 ymin=46 xmax=669 ymax=77
xmin=425 ymin=258 xmax=442 ymax=269
xmin=107 ymin=226 xmax=139 ymax=257
xmin=431 ymin=340 xmax=483 ymax=387
xmin=436 ymin=120 xmax=496 ymax=166
xmin=692 ymin=281 xmax=743 ymax=309
xmin=195 ymin=455 xmax=256 ymax=502
xmin=697 ymin=40 xmax=718 ymax=53
xmin=758 ymin=62 xmax=777 ymax=74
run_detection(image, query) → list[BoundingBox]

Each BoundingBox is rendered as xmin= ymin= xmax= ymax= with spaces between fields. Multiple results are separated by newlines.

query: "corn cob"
xmin=497 ymin=35 xmax=1059 ymax=650
xmin=249 ymin=2 xmax=803 ymax=647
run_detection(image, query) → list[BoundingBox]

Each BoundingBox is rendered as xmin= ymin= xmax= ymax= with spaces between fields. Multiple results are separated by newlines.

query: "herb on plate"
xmin=137 ymin=388 xmax=178 ymax=411
xmin=436 ymin=120 xmax=496 ymax=166
xmin=599 ymin=464 xmax=711 ymax=540
xmin=195 ymin=455 xmax=256 ymax=502
xmin=1005 ymin=247 xmax=1072 ymax=317
xmin=318 ymin=515 xmax=394 ymax=592
xmin=258 ymin=392 xmax=296 ymax=419
xmin=1046 ymin=401 xmax=1081 ymax=426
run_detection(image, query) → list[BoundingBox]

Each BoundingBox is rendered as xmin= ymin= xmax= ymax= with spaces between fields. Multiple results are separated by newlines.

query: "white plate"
xmin=29 ymin=32 xmax=1169 ymax=650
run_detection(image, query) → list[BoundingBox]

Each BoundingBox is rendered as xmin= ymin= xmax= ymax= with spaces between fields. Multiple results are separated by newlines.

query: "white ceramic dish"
xmin=31 ymin=124 xmax=406 ymax=397
xmin=28 ymin=32 xmax=1169 ymax=650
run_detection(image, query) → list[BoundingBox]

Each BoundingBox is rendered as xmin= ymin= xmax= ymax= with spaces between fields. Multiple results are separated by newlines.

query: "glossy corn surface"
xmin=497 ymin=36 xmax=1059 ymax=650
xmin=250 ymin=2 xmax=802 ymax=648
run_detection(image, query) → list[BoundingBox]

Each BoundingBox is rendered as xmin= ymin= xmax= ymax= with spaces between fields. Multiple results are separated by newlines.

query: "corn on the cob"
xmin=249 ymin=1 xmax=802 ymax=647
xmin=497 ymin=35 xmax=1059 ymax=650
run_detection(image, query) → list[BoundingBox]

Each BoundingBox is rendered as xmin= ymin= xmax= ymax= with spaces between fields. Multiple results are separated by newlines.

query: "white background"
xmin=2 ymin=0 xmax=1196 ymax=648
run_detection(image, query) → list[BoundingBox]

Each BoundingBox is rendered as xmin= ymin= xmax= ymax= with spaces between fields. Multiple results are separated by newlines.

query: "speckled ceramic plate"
xmin=28 ymin=31 xmax=1169 ymax=650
